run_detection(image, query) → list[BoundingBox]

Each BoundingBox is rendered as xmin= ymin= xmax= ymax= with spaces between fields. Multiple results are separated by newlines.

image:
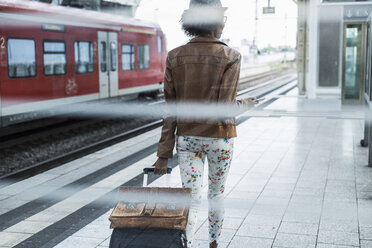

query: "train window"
xmin=100 ymin=41 xmax=107 ymax=72
xmin=138 ymin=44 xmax=150 ymax=70
xmin=110 ymin=42 xmax=117 ymax=71
xmin=43 ymin=41 xmax=66 ymax=76
xmin=74 ymin=41 xmax=94 ymax=74
xmin=122 ymin=44 xmax=135 ymax=71
xmin=7 ymin=39 xmax=36 ymax=78
xmin=158 ymin=36 xmax=162 ymax=53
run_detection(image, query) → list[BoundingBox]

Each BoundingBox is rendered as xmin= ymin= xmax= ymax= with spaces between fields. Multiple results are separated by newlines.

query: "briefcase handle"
xmin=143 ymin=167 xmax=173 ymax=187
xmin=143 ymin=167 xmax=172 ymax=174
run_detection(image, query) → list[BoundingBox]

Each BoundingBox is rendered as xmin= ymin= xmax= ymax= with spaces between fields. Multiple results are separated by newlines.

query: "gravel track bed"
xmin=0 ymin=117 xmax=155 ymax=177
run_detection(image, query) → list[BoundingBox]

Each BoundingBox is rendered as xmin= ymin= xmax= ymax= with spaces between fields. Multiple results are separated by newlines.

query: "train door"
xmin=97 ymin=31 xmax=118 ymax=99
xmin=342 ymin=22 xmax=366 ymax=103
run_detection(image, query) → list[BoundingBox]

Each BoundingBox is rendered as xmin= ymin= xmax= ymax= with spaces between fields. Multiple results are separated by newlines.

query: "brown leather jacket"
xmin=157 ymin=37 xmax=251 ymax=158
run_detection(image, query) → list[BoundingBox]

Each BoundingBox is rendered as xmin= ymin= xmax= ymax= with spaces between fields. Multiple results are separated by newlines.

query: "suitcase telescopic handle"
xmin=143 ymin=167 xmax=173 ymax=187
xmin=143 ymin=167 xmax=172 ymax=174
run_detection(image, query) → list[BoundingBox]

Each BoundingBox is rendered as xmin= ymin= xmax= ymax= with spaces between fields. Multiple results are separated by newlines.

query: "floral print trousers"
xmin=176 ymin=136 xmax=234 ymax=248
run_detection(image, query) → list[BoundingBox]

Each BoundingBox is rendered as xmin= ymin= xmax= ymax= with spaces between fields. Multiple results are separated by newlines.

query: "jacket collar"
xmin=188 ymin=37 xmax=227 ymax=46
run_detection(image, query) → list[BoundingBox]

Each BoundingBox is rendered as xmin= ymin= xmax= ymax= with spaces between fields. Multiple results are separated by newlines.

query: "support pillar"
xmin=296 ymin=0 xmax=308 ymax=95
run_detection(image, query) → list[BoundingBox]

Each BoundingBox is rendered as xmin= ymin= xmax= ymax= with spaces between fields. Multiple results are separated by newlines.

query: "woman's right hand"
xmin=153 ymin=157 xmax=169 ymax=175
xmin=246 ymin=97 xmax=258 ymax=104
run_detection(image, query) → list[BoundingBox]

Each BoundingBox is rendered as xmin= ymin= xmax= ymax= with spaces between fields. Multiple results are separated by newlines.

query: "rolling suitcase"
xmin=108 ymin=167 xmax=190 ymax=248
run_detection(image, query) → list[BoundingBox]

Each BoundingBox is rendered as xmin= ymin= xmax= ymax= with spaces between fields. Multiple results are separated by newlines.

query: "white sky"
xmin=135 ymin=0 xmax=298 ymax=51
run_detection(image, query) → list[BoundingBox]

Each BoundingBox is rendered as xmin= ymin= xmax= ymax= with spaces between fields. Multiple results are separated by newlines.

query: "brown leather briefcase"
xmin=109 ymin=168 xmax=191 ymax=230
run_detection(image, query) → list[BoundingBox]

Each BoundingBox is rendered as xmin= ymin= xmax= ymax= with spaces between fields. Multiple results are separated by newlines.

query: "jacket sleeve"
xmin=157 ymin=56 xmax=177 ymax=158
xmin=219 ymin=54 xmax=254 ymax=114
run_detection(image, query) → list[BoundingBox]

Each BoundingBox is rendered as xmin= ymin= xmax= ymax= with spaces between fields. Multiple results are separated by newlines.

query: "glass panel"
xmin=138 ymin=44 xmax=150 ymax=70
xmin=121 ymin=44 xmax=135 ymax=71
xmin=158 ymin=36 xmax=162 ymax=53
xmin=122 ymin=54 xmax=131 ymax=70
xmin=131 ymin=54 xmax=135 ymax=69
xmin=43 ymin=41 xmax=66 ymax=76
xmin=43 ymin=54 xmax=66 ymax=75
xmin=89 ymin=42 xmax=94 ymax=72
xmin=344 ymin=24 xmax=363 ymax=100
xmin=144 ymin=45 xmax=149 ymax=68
xmin=44 ymin=42 xmax=65 ymax=52
xmin=366 ymin=22 xmax=371 ymax=99
xmin=122 ymin=44 xmax=132 ymax=53
xmin=110 ymin=42 xmax=117 ymax=71
xmin=370 ymin=24 xmax=372 ymax=101
xmin=7 ymin=39 xmax=36 ymax=78
xmin=74 ymin=41 xmax=94 ymax=74
xmin=100 ymin=41 xmax=107 ymax=73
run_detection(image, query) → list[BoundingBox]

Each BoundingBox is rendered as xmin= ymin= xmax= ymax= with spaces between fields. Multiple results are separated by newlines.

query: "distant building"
xmin=33 ymin=0 xmax=141 ymax=17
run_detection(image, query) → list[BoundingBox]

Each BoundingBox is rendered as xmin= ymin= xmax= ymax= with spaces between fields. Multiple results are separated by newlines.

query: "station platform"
xmin=0 ymin=87 xmax=372 ymax=248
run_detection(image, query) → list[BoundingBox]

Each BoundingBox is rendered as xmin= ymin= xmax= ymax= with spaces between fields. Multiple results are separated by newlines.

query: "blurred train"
xmin=0 ymin=0 xmax=167 ymax=127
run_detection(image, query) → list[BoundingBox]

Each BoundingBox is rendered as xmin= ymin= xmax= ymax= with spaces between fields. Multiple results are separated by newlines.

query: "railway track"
xmin=0 ymin=67 xmax=294 ymax=151
xmin=238 ymin=67 xmax=294 ymax=89
xmin=0 ymin=69 xmax=297 ymax=181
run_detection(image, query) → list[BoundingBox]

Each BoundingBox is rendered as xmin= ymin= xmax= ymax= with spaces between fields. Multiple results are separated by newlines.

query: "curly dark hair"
xmin=180 ymin=12 xmax=222 ymax=37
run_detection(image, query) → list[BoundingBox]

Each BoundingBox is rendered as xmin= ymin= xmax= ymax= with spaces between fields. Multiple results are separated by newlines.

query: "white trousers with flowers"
xmin=176 ymin=136 xmax=234 ymax=248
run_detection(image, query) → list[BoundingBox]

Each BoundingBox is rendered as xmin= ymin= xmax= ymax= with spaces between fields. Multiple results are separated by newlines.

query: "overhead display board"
xmin=263 ymin=0 xmax=275 ymax=14
xmin=263 ymin=7 xmax=275 ymax=14
xmin=344 ymin=5 xmax=372 ymax=20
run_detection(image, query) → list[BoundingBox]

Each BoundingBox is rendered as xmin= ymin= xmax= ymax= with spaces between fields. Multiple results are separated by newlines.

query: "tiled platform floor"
xmin=1 ymin=89 xmax=372 ymax=248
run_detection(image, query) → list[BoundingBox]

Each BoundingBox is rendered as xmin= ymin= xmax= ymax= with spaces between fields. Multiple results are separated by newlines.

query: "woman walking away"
xmin=153 ymin=0 xmax=257 ymax=247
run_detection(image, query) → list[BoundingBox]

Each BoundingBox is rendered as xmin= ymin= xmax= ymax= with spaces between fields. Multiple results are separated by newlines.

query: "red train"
xmin=0 ymin=0 xmax=167 ymax=127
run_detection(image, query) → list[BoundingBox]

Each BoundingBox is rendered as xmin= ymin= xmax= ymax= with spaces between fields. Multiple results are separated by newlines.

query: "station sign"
xmin=263 ymin=7 xmax=275 ymax=14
